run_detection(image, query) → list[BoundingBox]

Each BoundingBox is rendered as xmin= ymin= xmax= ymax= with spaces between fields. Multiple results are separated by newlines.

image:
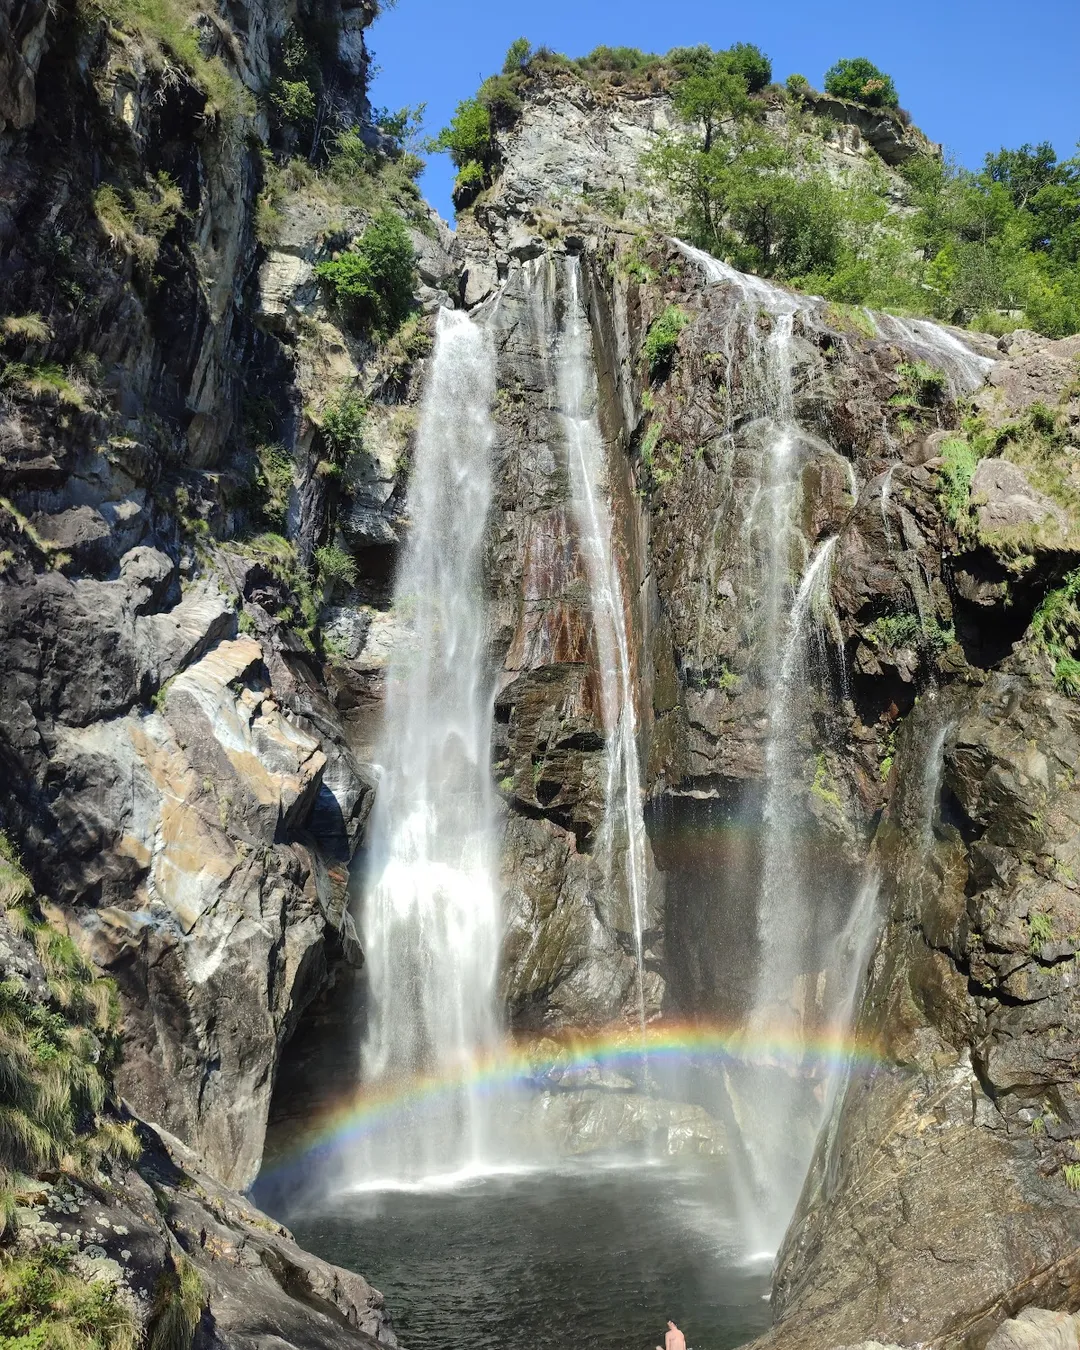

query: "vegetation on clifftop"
xmin=435 ymin=36 xmax=1079 ymax=338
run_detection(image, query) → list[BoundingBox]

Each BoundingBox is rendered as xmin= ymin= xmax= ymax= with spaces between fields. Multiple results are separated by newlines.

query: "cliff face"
xmin=439 ymin=67 xmax=1080 ymax=1348
xmin=0 ymin=0 xmax=412 ymax=1193
xmin=4 ymin=17 xmax=1080 ymax=1349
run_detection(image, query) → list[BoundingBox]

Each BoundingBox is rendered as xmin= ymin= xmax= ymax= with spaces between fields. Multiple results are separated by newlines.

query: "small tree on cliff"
xmin=824 ymin=57 xmax=899 ymax=109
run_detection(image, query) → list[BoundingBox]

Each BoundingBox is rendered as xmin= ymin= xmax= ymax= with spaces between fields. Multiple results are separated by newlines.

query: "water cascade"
xmin=555 ymin=258 xmax=651 ymax=1035
xmin=675 ymin=242 xmax=875 ymax=1244
xmin=352 ymin=307 xmax=502 ymax=1187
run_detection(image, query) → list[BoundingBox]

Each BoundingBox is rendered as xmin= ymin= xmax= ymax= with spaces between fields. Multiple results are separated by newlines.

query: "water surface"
xmin=290 ymin=1161 xmax=772 ymax=1350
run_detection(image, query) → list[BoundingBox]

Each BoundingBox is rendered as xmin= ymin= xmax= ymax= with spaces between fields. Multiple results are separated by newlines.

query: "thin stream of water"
xmin=556 ymin=258 xmax=651 ymax=1040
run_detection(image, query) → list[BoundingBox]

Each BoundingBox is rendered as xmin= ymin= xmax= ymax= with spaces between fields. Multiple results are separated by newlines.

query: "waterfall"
xmin=352 ymin=306 xmax=501 ymax=1186
xmin=556 ymin=258 xmax=651 ymax=1036
xmin=675 ymin=241 xmax=879 ymax=1245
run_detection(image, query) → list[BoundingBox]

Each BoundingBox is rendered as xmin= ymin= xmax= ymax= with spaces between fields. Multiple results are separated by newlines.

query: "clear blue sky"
xmin=367 ymin=0 xmax=1080 ymax=224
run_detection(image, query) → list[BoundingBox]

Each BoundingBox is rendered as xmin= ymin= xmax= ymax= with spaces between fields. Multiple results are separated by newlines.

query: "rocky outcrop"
xmin=760 ymin=678 xmax=1080 ymax=1349
xmin=0 ymin=0 xmax=391 ymax=1194
xmin=0 ymin=900 xmax=393 ymax=1349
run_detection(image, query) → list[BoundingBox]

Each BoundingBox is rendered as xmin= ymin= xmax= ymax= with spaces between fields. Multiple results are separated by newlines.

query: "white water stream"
xmin=353 ymin=307 xmax=501 ymax=1186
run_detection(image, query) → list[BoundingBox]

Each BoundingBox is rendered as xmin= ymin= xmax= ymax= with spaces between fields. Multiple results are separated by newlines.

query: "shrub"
xmin=454 ymin=160 xmax=486 ymax=196
xmin=0 ymin=1246 xmax=139 ymax=1350
xmin=936 ymin=437 xmax=978 ymax=524
xmin=269 ymin=77 xmax=316 ymax=130
xmin=643 ymin=305 xmax=690 ymax=375
xmin=865 ymin=613 xmax=921 ymax=649
xmin=93 ymin=173 xmax=184 ymax=271
xmin=724 ymin=42 xmax=772 ymax=93
xmin=314 ymin=211 xmax=416 ymax=337
xmin=430 ymin=97 xmax=491 ymax=171
xmin=321 ymin=390 xmax=367 ymax=466
xmin=148 ymin=1255 xmax=206 ymax=1350
xmin=1031 ymin=567 xmax=1080 ymax=682
xmin=575 ymin=45 xmax=659 ymax=74
xmin=251 ymin=443 xmax=292 ymax=530
xmin=503 ymin=37 xmax=532 ymax=74
xmin=315 ymin=544 xmax=358 ymax=591
xmin=823 ymin=57 xmax=899 ymax=109
xmin=786 ymin=73 xmax=811 ymax=96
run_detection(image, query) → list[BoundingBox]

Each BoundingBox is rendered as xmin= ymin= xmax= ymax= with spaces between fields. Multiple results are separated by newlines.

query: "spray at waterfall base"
xmin=258 ymin=1020 xmax=900 ymax=1194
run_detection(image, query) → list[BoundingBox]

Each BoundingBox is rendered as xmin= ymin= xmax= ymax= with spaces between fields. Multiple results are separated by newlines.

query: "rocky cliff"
xmin=3 ymin=17 xmax=1080 ymax=1350
xmin=434 ymin=64 xmax=1080 ymax=1349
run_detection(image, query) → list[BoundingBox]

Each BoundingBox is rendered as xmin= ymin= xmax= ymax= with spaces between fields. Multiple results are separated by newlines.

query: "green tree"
xmin=984 ymin=141 xmax=1062 ymax=209
xmin=314 ymin=211 xmax=416 ymax=336
xmin=724 ymin=42 xmax=772 ymax=94
xmin=503 ymin=37 xmax=532 ymax=73
xmin=670 ymin=49 xmax=753 ymax=151
xmin=823 ymin=57 xmax=899 ymax=108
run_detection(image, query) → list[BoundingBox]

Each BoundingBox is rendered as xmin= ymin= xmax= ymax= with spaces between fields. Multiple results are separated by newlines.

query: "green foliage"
xmin=0 ymin=315 xmax=51 ymax=345
xmin=642 ymin=306 xmax=690 ymax=375
xmin=1064 ymin=1163 xmax=1080 ymax=1191
xmin=901 ymin=145 xmax=1080 ymax=335
xmin=502 ymin=37 xmax=533 ymax=74
xmin=1054 ymin=656 xmax=1080 ymax=696
xmin=1031 ymin=568 xmax=1080 ymax=690
xmin=722 ymin=43 xmax=773 ymax=94
xmin=1027 ymin=910 xmax=1055 ymax=952
xmin=431 ymin=97 xmax=492 ymax=171
xmin=0 ymin=1246 xmax=139 ymax=1350
xmin=892 ymin=360 xmax=948 ymax=409
xmin=786 ymin=73 xmax=811 ymax=96
xmin=314 ymin=544 xmax=358 ymax=592
xmin=670 ymin=48 xmax=753 ymax=152
xmin=574 ymin=45 xmax=660 ymax=75
xmin=823 ymin=57 xmax=899 ymax=109
xmin=93 ymin=173 xmax=184 ymax=271
xmin=224 ymin=534 xmax=317 ymax=647
xmin=0 ymin=900 xmax=133 ymax=1235
xmin=77 ymin=0 xmax=252 ymax=125
xmin=314 ymin=211 xmax=416 ymax=338
xmin=811 ymin=753 xmax=844 ymax=811
xmin=0 ymin=835 xmax=32 ymax=910
xmin=269 ymin=79 xmax=316 ymax=130
xmin=0 ymin=361 xmax=85 ymax=410
xmin=321 ymin=390 xmax=367 ymax=468
xmin=865 ymin=613 xmax=921 ymax=649
xmin=936 ymin=437 xmax=979 ymax=525
xmin=147 ymin=1256 xmax=205 ymax=1350
xmin=250 ymin=443 xmax=292 ymax=531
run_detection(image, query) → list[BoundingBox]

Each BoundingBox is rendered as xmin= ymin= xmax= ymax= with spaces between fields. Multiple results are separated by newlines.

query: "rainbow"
xmin=259 ymin=1021 xmax=894 ymax=1184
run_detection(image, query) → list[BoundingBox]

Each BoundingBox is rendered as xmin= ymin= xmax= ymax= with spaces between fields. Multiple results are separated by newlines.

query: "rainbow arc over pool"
xmin=260 ymin=1019 xmax=895 ymax=1187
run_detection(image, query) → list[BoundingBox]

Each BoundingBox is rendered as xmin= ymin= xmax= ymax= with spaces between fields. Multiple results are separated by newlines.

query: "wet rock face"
xmin=762 ymin=678 xmax=1080 ymax=1349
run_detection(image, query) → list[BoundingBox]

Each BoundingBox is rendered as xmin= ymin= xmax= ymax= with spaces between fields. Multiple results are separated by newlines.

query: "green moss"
xmin=1028 ymin=910 xmax=1055 ymax=953
xmin=811 ymin=753 xmax=844 ymax=811
xmin=643 ymin=306 xmax=690 ymax=376
xmin=936 ymin=437 xmax=979 ymax=526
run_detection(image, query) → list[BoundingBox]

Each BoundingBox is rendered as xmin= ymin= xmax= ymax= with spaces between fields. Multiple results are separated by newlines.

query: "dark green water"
xmin=289 ymin=1161 xmax=772 ymax=1350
